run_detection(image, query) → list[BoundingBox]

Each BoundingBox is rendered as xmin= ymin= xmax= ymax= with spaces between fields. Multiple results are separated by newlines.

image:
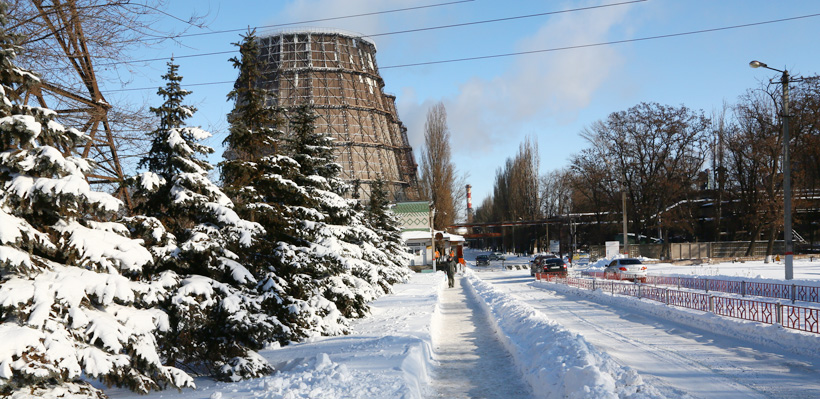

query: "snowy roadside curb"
xmin=395 ymin=271 xmax=447 ymax=398
xmin=537 ymin=279 xmax=820 ymax=359
xmin=464 ymin=270 xmax=664 ymax=399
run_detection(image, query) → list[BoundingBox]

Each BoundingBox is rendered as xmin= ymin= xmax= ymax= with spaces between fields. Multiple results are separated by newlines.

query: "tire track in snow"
xmin=485 ymin=271 xmax=820 ymax=399
xmin=536 ymin=291 xmax=763 ymax=398
xmin=429 ymin=275 xmax=535 ymax=399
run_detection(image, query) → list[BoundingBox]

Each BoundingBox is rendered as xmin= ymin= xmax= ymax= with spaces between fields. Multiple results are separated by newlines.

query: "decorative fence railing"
xmin=535 ymin=273 xmax=820 ymax=335
xmin=783 ymin=305 xmax=820 ymax=334
xmin=581 ymin=271 xmax=820 ymax=305
xmin=712 ymin=296 xmax=775 ymax=324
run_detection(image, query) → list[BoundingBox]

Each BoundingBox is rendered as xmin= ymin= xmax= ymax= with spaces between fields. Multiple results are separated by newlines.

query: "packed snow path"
xmin=477 ymin=269 xmax=820 ymax=399
xmin=430 ymin=274 xmax=535 ymax=399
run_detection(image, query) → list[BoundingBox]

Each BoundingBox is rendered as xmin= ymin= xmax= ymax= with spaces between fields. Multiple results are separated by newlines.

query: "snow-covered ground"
xmin=107 ymin=252 xmax=820 ymax=399
xmin=585 ymin=255 xmax=820 ymax=285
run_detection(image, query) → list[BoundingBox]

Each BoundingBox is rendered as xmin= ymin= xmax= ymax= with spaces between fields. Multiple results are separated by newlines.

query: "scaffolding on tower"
xmin=256 ymin=28 xmax=420 ymax=201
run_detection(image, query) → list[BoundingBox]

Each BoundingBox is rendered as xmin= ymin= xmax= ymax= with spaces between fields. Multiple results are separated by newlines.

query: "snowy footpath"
xmin=429 ymin=274 xmax=534 ymax=398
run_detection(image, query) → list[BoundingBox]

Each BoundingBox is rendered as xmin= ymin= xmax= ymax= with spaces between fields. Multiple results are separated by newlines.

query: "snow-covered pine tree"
xmin=0 ymin=6 xmax=192 ymax=398
xmin=283 ymin=105 xmax=374 ymax=320
xmin=285 ymin=105 xmax=410 ymax=318
xmin=367 ymin=176 xmax=413 ymax=289
xmin=129 ymin=60 xmax=280 ymax=382
xmin=220 ymin=30 xmax=290 ymax=242
xmin=219 ymin=31 xmax=341 ymax=341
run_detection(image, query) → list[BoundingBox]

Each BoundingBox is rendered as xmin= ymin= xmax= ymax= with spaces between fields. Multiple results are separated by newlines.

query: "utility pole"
xmin=781 ymin=69 xmax=794 ymax=280
xmin=749 ymin=60 xmax=795 ymax=280
xmin=430 ymin=205 xmax=436 ymax=269
xmin=622 ymin=184 xmax=629 ymax=256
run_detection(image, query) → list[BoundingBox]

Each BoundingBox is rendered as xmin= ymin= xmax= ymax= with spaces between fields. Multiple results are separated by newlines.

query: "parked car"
xmin=529 ymin=254 xmax=556 ymax=265
xmin=489 ymin=252 xmax=506 ymax=261
xmin=604 ymin=258 xmax=648 ymax=282
xmin=530 ymin=256 xmax=568 ymax=277
xmin=475 ymin=255 xmax=490 ymax=266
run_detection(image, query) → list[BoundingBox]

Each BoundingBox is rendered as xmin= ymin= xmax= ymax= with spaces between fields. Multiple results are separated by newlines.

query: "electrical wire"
xmin=381 ymin=12 xmax=820 ymax=69
xmin=168 ymin=0 xmax=475 ymax=39
xmin=368 ymin=0 xmax=645 ymax=38
xmin=101 ymin=11 xmax=820 ymax=93
xmin=91 ymin=0 xmax=643 ymax=68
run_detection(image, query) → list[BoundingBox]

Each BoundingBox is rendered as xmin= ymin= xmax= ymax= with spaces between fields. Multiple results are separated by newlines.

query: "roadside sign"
xmin=605 ymin=241 xmax=620 ymax=258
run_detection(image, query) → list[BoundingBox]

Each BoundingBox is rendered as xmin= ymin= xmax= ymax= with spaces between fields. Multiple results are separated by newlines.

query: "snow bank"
xmin=109 ymin=272 xmax=445 ymax=399
xmin=464 ymin=270 xmax=663 ymax=399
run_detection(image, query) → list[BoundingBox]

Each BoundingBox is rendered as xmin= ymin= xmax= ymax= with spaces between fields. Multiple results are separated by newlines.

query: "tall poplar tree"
xmin=418 ymin=102 xmax=459 ymax=229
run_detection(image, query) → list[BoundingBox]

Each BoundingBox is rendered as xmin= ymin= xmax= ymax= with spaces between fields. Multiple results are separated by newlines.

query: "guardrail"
xmin=535 ymin=273 xmax=820 ymax=334
xmin=582 ymin=271 xmax=820 ymax=304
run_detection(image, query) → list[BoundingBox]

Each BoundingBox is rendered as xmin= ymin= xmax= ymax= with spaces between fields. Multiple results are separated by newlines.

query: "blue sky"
xmin=100 ymin=0 xmax=820 ymax=213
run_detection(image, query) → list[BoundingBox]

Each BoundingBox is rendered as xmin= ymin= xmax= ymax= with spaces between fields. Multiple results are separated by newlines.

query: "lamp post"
xmin=430 ymin=204 xmax=436 ymax=270
xmin=749 ymin=60 xmax=793 ymax=280
xmin=622 ymin=182 xmax=629 ymax=256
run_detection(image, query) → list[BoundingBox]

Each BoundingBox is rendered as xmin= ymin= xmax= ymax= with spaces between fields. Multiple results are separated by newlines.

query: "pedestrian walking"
xmin=445 ymin=255 xmax=456 ymax=288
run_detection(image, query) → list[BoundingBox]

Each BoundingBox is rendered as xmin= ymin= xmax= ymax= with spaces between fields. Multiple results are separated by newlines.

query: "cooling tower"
xmin=256 ymin=29 xmax=420 ymax=201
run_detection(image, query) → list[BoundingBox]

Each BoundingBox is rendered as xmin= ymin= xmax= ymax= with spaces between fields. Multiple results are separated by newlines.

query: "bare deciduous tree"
xmin=418 ymin=102 xmax=459 ymax=229
xmin=8 ymin=0 xmax=206 ymax=190
xmin=727 ymin=87 xmax=784 ymax=256
xmin=578 ymin=102 xmax=710 ymax=251
xmin=475 ymin=137 xmax=541 ymax=252
xmin=541 ymin=169 xmax=572 ymax=218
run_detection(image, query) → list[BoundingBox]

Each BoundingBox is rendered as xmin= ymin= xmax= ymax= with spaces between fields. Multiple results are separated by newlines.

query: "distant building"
xmin=393 ymin=201 xmax=463 ymax=268
xmin=394 ymin=201 xmax=431 ymax=232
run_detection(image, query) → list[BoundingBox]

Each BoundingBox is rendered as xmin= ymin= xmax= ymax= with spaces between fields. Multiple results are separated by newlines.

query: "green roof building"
xmin=393 ymin=201 xmax=431 ymax=232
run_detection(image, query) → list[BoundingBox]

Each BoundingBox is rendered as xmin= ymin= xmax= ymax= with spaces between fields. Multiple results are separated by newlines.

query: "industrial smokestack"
xmin=466 ymin=184 xmax=473 ymax=223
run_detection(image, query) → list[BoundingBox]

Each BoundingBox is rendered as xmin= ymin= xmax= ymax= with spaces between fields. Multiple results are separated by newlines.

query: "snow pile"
xmin=203 ymin=353 xmax=404 ymax=399
xmin=205 ymin=354 xmax=356 ymax=399
xmin=136 ymin=272 xmax=443 ymax=399
xmin=465 ymin=270 xmax=663 ymax=399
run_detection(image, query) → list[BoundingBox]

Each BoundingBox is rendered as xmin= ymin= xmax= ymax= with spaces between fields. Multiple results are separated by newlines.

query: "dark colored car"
xmin=530 ymin=257 xmax=568 ymax=277
xmin=475 ymin=255 xmax=490 ymax=266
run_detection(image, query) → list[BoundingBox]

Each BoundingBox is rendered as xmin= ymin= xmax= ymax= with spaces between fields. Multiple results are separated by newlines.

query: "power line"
xmin=102 ymin=12 xmax=820 ymax=93
xmin=92 ymin=0 xmax=643 ymax=68
xmin=367 ymin=0 xmax=646 ymax=38
xmin=41 ymin=0 xmax=476 ymax=71
xmin=170 ymin=0 xmax=475 ymax=39
xmin=107 ymin=79 xmax=234 ymax=92
xmin=380 ymin=12 xmax=820 ymax=69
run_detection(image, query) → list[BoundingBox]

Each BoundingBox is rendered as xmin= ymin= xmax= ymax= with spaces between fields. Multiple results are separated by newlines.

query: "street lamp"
xmin=622 ymin=182 xmax=629 ymax=256
xmin=749 ymin=60 xmax=794 ymax=280
xmin=429 ymin=204 xmax=436 ymax=270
